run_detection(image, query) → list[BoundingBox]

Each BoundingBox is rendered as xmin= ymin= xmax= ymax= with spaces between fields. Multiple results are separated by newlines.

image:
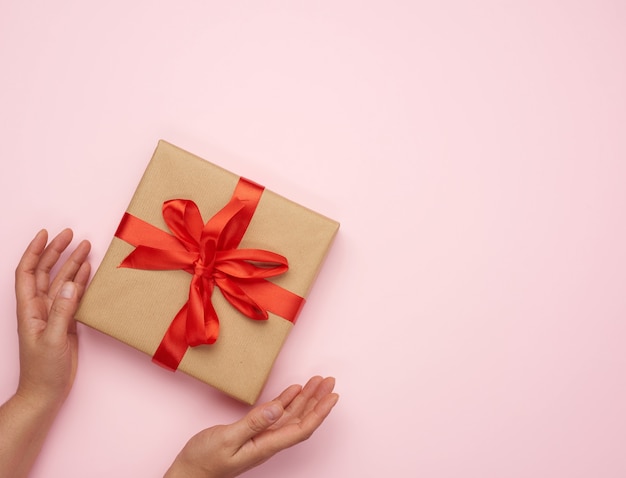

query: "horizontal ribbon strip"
xmin=115 ymin=177 xmax=305 ymax=371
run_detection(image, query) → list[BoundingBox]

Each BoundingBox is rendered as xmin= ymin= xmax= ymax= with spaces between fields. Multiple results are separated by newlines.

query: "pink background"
xmin=1 ymin=1 xmax=625 ymax=476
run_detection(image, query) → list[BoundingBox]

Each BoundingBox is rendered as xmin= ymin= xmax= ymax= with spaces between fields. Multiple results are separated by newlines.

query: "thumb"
xmin=46 ymin=281 xmax=78 ymax=339
xmin=229 ymin=401 xmax=285 ymax=444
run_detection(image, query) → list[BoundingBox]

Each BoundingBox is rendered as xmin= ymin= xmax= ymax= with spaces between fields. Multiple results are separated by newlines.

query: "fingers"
xmin=15 ymin=229 xmax=49 ymax=303
xmin=45 ymin=281 xmax=80 ymax=340
xmin=273 ymin=383 xmax=303 ymax=408
xmin=226 ymin=400 xmax=286 ymax=446
xmin=280 ymin=376 xmax=335 ymax=422
xmin=35 ymin=228 xmax=74 ymax=295
xmin=48 ymin=239 xmax=91 ymax=300
xmin=296 ymin=390 xmax=339 ymax=438
xmin=16 ymin=229 xmax=91 ymax=304
xmin=302 ymin=376 xmax=336 ymax=415
xmin=251 ymin=378 xmax=339 ymax=453
xmin=225 ymin=379 xmax=322 ymax=447
xmin=67 ymin=261 xmax=91 ymax=335
xmin=74 ymin=260 xmax=92 ymax=298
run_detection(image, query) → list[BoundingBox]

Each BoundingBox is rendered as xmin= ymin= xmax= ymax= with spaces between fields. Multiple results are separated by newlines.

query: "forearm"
xmin=0 ymin=392 xmax=63 ymax=478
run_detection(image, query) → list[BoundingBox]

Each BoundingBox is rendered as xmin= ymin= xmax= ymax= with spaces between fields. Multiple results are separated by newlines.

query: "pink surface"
xmin=1 ymin=1 xmax=625 ymax=476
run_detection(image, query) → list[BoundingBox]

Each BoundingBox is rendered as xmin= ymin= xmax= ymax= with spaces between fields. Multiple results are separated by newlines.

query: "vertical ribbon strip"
xmin=114 ymin=178 xmax=305 ymax=371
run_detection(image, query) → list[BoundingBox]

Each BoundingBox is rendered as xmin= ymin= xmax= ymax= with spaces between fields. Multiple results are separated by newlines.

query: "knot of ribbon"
xmin=115 ymin=178 xmax=304 ymax=371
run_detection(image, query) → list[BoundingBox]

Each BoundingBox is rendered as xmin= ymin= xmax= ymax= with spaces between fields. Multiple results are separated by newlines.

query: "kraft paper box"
xmin=76 ymin=140 xmax=339 ymax=404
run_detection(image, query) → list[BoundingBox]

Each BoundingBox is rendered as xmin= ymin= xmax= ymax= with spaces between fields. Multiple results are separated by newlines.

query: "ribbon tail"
xmin=152 ymin=282 xmax=220 ymax=371
xmin=186 ymin=275 xmax=219 ymax=346
xmin=152 ymin=303 xmax=190 ymax=371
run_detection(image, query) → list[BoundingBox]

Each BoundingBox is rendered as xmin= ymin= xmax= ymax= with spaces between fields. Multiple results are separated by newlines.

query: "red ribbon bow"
xmin=115 ymin=178 xmax=304 ymax=371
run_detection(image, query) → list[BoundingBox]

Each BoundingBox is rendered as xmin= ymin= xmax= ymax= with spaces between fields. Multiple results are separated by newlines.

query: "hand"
xmin=0 ymin=229 xmax=91 ymax=478
xmin=165 ymin=376 xmax=339 ymax=478
xmin=15 ymin=228 xmax=91 ymax=408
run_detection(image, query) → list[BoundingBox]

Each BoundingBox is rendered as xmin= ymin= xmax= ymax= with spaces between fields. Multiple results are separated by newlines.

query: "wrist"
xmin=164 ymin=458 xmax=195 ymax=478
xmin=0 ymin=389 xmax=64 ymax=478
xmin=165 ymin=454 xmax=224 ymax=478
xmin=14 ymin=385 xmax=66 ymax=416
xmin=164 ymin=456 xmax=202 ymax=478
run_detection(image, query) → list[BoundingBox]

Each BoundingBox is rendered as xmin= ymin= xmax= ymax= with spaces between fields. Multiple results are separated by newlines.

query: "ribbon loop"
xmin=163 ymin=199 xmax=205 ymax=251
xmin=216 ymin=249 xmax=288 ymax=279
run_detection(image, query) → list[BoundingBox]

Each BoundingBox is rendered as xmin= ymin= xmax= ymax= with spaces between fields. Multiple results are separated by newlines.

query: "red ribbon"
xmin=115 ymin=178 xmax=305 ymax=371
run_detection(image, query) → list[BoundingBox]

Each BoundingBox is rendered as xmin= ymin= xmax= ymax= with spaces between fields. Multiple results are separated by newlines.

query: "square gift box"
xmin=76 ymin=140 xmax=339 ymax=404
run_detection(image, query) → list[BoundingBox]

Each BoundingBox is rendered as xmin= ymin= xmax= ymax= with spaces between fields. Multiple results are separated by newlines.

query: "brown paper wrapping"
xmin=76 ymin=140 xmax=339 ymax=404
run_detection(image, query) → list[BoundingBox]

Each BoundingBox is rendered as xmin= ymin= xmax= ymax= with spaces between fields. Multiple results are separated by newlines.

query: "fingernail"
xmin=263 ymin=403 xmax=282 ymax=422
xmin=60 ymin=282 xmax=75 ymax=299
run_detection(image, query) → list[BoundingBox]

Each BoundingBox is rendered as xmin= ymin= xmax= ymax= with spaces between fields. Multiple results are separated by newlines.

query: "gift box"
xmin=76 ymin=140 xmax=339 ymax=404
